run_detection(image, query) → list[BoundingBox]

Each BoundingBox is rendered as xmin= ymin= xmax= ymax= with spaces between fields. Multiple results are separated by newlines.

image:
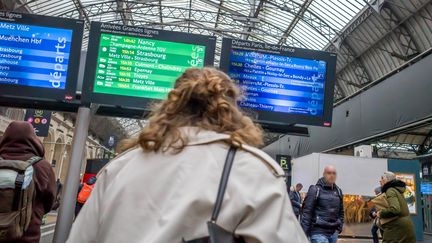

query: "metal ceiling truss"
xmin=213 ymin=0 xmax=224 ymax=29
xmin=331 ymin=0 xmax=431 ymax=94
xmin=267 ymin=0 xmax=372 ymax=99
xmin=71 ymin=0 xmax=90 ymax=29
xmin=376 ymin=141 xmax=418 ymax=158
xmin=417 ymin=129 xmax=432 ymax=155
xmin=0 ymin=0 xmax=32 ymax=12
xmin=245 ymin=0 xmax=265 ymax=40
xmin=267 ymin=1 xmax=336 ymax=45
xmin=378 ymin=1 xmax=420 ymax=61
xmin=198 ymin=0 xmax=305 ymax=47
xmin=323 ymin=6 xmax=375 ymax=50
xmin=277 ymin=0 xmax=313 ymax=45
xmin=116 ymin=0 xmax=134 ymax=25
xmin=333 ymin=82 xmax=346 ymax=102
xmin=64 ymin=0 xmax=307 ymax=49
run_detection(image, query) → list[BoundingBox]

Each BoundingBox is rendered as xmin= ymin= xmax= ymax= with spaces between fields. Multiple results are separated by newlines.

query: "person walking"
xmin=67 ymin=67 xmax=308 ymax=243
xmin=75 ymin=176 xmax=97 ymax=217
xmin=370 ymin=186 xmax=382 ymax=243
xmin=289 ymin=183 xmax=303 ymax=219
xmin=0 ymin=121 xmax=56 ymax=243
xmin=52 ymin=178 xmax=63 ymax=210
xmin=301 ymin=165 xmax=344 ymax=243
xmin=377 ymin=172 xmax=415 ymax=243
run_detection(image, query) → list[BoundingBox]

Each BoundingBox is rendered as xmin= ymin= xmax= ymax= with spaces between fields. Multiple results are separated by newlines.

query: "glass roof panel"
xmin=25 ymin=0 xmax=367 ymax=135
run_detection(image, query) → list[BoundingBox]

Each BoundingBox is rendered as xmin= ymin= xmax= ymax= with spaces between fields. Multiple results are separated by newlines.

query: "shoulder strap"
xmin=210 ymin=146 xmax=237 ymax=223
xmin=27 ymin=156 xmax=43 ymax=165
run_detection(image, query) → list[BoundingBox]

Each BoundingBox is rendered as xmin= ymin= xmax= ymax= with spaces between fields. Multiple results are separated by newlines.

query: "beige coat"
xmin=67 ymin=128 xmax=308 ymax=243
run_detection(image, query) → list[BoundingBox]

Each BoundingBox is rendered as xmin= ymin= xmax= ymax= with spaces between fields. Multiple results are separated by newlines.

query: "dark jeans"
xmin=75 ymin=202 xmax=84 ymax=217
xmin=310 ymin=233 xmax=338 ymax=243
xmin=371 ymin=223 xmax=383 ymax=243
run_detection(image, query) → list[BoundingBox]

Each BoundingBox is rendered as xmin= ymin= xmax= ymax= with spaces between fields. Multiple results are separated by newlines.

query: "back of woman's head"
xmin=135 ymin=67 xmax=263 ymax=152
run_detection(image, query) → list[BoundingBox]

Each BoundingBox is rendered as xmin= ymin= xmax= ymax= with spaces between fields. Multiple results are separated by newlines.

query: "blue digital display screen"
xmin=228 ymin=49 xmax=327 ymax=116
xmin=0 ymin=22 xmax=72 ymax=89
xmin=421 ymin=182 xmax=432 ymax=195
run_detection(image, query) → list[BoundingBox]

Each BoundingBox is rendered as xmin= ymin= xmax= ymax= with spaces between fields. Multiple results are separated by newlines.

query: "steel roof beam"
xmin=335 ymin=0 xmax=431 ymax=89
xmin=277 ymin=0 xmax=314 ymax=45
xmin=267 ymin=0 xmax=338 ymax=46
xmin=0 ymin=0 xmax=32 ymax=13
xmin=323 ymin=7 xmax=374 ymax=50
xmin=266 ymin=0 xmax=372 ymax=96
xmin=245 ymin=0 xmax=264 ymax=40
xmin=116 ymin=0 xmax=134 ymax=25
xmin=417 ymin=129 xmax=432 ymax=155
xmin=378 ymin=2 xmax=420 ymax=61
xmin=11 ymin=0 xmax=34 ymax=13
xmin=197 ymin=0 xmax=307 ymax=46
xmin=214 ymin=0 xmax=224 ymax=29
xmin=71 ymin=0 xmax=91 ymax=29
xmin=66 ymin=1 xmax=307 ymax=47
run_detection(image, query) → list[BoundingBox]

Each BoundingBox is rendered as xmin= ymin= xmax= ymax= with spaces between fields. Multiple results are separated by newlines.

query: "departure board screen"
xmin=93 ymin=33 xmax=205 ymax=100
xmin=0 ymin=22 xmax=72 ymax=89
xmin=83 ymin=22 xmax=216 ymax=109
xmin=220 ymin=38 xmax=336 ymax=128
xmin=0 ymin=11 xmax=84 ymax=106
xmin=229 ymin=49 xmax=327 ymax=116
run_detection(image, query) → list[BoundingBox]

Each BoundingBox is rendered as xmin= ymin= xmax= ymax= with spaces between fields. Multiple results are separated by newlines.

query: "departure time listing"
xmin=228 ymin=49 xmax=327 ymax=116
xmin=93 ymin=33 xmax=206 ymax=100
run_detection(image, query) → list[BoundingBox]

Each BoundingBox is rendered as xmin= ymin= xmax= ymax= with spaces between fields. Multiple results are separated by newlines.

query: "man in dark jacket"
xmin=0 ymin=121 xmax=56 ymax=243
xmin=301 ymin=165 xmax=344 ymax=243
xmin=289 ymin=183 xmax=303 ymax=219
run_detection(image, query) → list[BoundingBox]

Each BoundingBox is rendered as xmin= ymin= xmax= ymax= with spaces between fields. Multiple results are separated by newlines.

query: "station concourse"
xmin=0 ymin=0 xmax=432 ymax=242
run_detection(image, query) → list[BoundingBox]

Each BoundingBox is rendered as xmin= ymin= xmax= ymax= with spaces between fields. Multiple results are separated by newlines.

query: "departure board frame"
xmin=0 ymin=11 xmax=84 ymax=103
xmin=82 ymin=21 xmax=216 ymax=110
xmin=220 ymin=38 xmax=336 ymax=128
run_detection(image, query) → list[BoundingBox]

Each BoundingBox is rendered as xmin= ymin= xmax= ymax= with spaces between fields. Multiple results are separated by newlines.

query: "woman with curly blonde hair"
xmin=68 ymin=67 xmax=307 ymax=243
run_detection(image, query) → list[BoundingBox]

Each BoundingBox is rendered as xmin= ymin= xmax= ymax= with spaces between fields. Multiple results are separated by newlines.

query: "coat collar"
xmin=180 ymin=127 xmax=231 ymax=146
xmin=180 ymin=127 xmax=285 ymax=177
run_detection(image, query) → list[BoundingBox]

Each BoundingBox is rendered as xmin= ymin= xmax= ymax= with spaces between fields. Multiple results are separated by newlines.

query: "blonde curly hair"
xmin=126 ymin=67 xmax=263 ymax=153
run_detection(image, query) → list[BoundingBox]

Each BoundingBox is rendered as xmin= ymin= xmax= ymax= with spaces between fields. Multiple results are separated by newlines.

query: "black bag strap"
xmin=211 ymin=146 xmax=237 ymax=223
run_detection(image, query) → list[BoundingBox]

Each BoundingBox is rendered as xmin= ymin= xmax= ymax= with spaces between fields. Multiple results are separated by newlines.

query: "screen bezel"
xmin=219 ymin=38 xmax=336 ymax=127
xmin=82 ymin=21 xmax=217 ymax=109
xmin=0 ymin=11 xmax=84 ymax=102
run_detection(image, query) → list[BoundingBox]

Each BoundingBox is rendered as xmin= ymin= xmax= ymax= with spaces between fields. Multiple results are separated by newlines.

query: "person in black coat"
xmin=289 ymin=183 xmax=303 ymax=219
xmin=301 ymin=166 xmax=344 ymax=243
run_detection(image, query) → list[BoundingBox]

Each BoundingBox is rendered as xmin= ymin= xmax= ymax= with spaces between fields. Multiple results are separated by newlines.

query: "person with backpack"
xmin=301 ymin=165 xmax=344 ymax=243
xmin=75 ymin=176 xmax=97 ymax=217
xmin=0 ymin=121 xmax=56 ymax=243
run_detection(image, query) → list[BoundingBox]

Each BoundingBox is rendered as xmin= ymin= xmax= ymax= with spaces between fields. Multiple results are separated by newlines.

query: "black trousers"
xmin=371 ymin=223 xmax=383 ymax=243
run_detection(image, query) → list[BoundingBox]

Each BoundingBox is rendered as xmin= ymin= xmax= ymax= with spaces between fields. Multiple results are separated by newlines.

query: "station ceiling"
xmin=3 ymin=0 xmax=432 ymax=150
